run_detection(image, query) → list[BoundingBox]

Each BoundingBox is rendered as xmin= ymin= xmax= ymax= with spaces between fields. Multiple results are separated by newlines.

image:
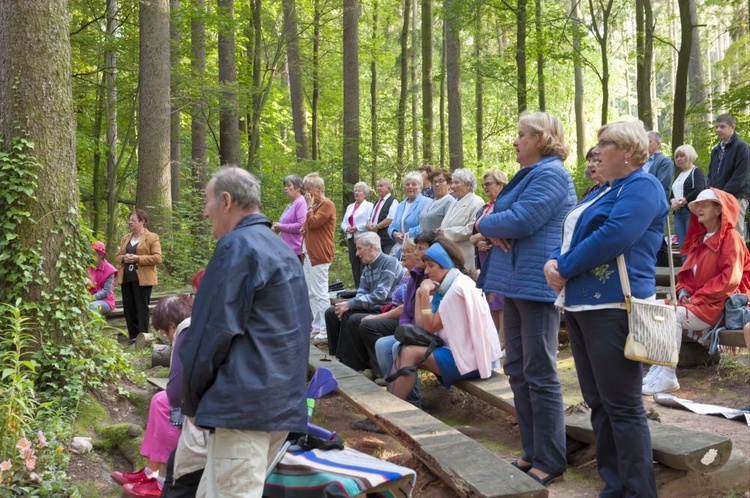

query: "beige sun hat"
xmin=687 ymin=189 xmax=721 ymax=214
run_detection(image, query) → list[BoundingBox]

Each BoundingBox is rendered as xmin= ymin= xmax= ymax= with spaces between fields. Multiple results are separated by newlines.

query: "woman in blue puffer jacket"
xmin=477 ymin=111 xmax=576 ymax=486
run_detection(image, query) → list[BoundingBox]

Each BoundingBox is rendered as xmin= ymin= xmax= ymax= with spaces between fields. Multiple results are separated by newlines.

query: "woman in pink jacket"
xmin=88 ymin=241 xmax=117 ymax=314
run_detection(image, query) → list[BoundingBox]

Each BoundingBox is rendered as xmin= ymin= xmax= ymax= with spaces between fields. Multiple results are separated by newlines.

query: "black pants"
xmin=121 ymin=282 xmax=153 ymax=341
xmin=160 ymin=449 xmax=203 ymax=498
xmin=325 ymin=307 xmax=377 ymax=358
xmin=357 ymin=317 xmax=399 ymax=376
xmin=347 ymin=237 xmax=362 ymax=289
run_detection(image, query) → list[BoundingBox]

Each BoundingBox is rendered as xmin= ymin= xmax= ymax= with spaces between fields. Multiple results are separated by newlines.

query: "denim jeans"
xmin=673 ymin=207 xmax=690 ymax=261
xmin=566 ymin=309 xmax=657 ymax=497
xmin=504 ymin=297 xmax=566 ymax=475
xmin=375 ymin=335 xmax=420 ymax=406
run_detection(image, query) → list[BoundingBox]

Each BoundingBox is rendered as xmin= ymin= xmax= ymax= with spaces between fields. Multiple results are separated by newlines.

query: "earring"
xmin=625 ymin=156 xmax=629 ymax=165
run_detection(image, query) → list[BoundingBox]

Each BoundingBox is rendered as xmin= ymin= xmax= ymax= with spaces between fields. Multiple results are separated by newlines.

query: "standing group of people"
xmin=95 ymin=109 xmax=748 ymax=498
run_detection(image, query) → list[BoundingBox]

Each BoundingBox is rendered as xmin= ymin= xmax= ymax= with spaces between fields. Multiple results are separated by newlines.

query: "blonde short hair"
xmin=674 ymin=144 xmax=698 ymax=164
xmin=518 ymin=112 xmax=569 ymax=161
xmin=303 ymin=172 xmax=325 ymax=190
xmin=483 ymin=170 xmax=508 ymax=185
xmin=597 ymin=120 xmax=649 ymax=167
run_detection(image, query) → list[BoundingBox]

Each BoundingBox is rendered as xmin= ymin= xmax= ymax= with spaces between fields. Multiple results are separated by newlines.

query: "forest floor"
xmin=68 ymin=329 xmax=750 ymax=498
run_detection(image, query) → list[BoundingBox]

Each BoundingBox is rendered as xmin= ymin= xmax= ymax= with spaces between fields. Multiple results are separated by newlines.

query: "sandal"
xmin=510 ymin=460 xmax=532 ymax=473
xmin=528 ymin=471 xmax=563 ymax=486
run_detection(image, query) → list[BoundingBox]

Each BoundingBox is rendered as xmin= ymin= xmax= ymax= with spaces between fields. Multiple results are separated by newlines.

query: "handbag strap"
xmin=616 ymin=217 xmax=677 ymax=310
xmin=384 ymin=339 xmax=440 ymax=383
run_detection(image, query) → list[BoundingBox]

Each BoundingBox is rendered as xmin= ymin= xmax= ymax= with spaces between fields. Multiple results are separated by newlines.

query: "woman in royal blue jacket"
xmin=545 ymin=120 xmax=664 ymax=497
xmin=477 ymin=111 xmax=576 ymax=486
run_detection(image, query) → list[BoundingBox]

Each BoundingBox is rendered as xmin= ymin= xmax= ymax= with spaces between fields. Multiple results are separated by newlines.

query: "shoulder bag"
xmin=618 ymin=223 xmax=679 ymax=366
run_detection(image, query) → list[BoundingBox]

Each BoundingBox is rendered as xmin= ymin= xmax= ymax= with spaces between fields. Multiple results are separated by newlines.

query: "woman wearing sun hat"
xmin=643 ymin=187 xmax=750 ymax=395
xmin=88 ymin=241 xmax=117 ymax=314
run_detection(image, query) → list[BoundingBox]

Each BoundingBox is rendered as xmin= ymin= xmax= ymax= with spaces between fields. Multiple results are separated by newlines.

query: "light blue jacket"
xmin=387 ymin=194 xmax=431 ymax=240
xmin=477 ymin=156 xmax=576 ymax=302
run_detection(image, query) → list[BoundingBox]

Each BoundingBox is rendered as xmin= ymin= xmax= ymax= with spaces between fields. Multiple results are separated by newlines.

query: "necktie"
xmin=371 ymin=199 xmax=383 ymax=223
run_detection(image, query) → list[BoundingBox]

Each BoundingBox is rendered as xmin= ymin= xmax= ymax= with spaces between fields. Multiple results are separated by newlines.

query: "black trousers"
xmin=160 ymin=449 xmax=203 ymax=498
xmin=357 ymin=317 xmax=399 ymax=376
xmin=325 ymin=307 xmax=378 ymax=358
xmin=347 ymin=237 xmax=363 ymax=289
xmin=121 ymin=281 xmax=153 ymax=341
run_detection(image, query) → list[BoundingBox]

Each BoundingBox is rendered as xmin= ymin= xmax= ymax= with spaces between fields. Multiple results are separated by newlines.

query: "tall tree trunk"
xmin=445 ymin=0 xmax=463 ymax=170
xmin=105 ymin=0 xmax=119 ymax=252
xmin=138 ymin=0 xmax=172 ymax=233
xmin=312 ymin=0 xmax=320 ymax=160
xmin=475 ymin=7 xmax=483 ymax=162
xmin=636 ymin=0 xmax=654 ymax=129
xmin=421 ymin=0 xmax=433 ymax=166
xmin=218 ymin=0 xmax=241 ymax=166
xmin=534 ymin=0 xmax=545 ymax=110
xmin=396 ymin=0 xmax=411 ymax=169
xmin=247 ymin=0 xmax=262 ymax=171
xmin=516 ymin=0 xmax=527 ymax=112
xmin=92 ymin=71 xmax=105 ymax=234
xmin=370 ymin=1 xmax=378 ymax=180
xmin=282 ymin=0 xmax=309 ymax=160
xmin=439 ymin=17 xmax=446 ymax=169
xmin=672 ymin=0 xmax=692 ymax=151
xmin=342 ymin=0 xmax=360 ymax=205
xmin=411 ymin=0 xmax=418 ymax=167
xmin=588 ymin=0 xmax=613 ymax=126
xmin=0 ymin=0 xmax=84 ymax=342
xmin=191 ymin=0 xmax=207 ymax=192
xmin=571 ymin=0 xmax=585 ymax=163
xmin=170 ymin=0 xmax=181 ymax=204
xmin=687 ymin=0 xmax=707 ymax=139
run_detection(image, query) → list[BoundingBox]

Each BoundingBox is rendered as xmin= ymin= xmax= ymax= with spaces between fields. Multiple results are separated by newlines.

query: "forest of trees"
xmin=1 ymin=0 xmax=749 ymax=294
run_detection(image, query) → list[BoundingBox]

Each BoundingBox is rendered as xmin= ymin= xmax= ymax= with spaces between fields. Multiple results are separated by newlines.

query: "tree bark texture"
xmin=370 ymin=1 xmax=378 ymax=180
xmin=105 ymin=0 xmax=120 ymax=252
xmin=312 ymin=0 xmax=320 ymax=160
xmin=687 ymin=0 xmax=707 ymax=136
xmin=571 ymin=0 xmax=585 ymax=163
xmin=445 ymin=0 xmax=463 ymax=171
xmin=92 ymin=72 xmax=105 ymax=234
xmin=516 ymin=0 xmax=527 ymax=113
xmin=191 ymin=0 xmax=207 ymax=192
xmin=636 ymin=0 xmax=654 ymax=129
xmin=138 ymin=0 xmax=172 ymax=231
xmin=535 ymin=0 xmax=545 ymax=110
xmin=396 ymin=0 xmax=411 ymax=168
xmin=343 ymin=0 xmax=360 ymax=205
xmin=0 ymin=0 xmax=81 ymax=337
xmin=672 ymin=0 xmax=693 ymax=151
xmin=170 ymin=0 xmax=182 ymax=204
xmin=475 ymin=8 xmax=483 ymax=162
xmin=247 ymin=0 xmax=263 ymax=171
xmin=421 ymin=0 xmax=433 ymax=166
xmin=282 ymin=0 xmax=309 ymax=160
xmin=410 ymin=0 xmax=419 ymax=166
xmin=218 ymin=0 xmax=241 ymax=166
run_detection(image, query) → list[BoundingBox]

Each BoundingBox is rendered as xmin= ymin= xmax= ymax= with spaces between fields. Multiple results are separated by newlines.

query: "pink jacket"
xmin=437 ymin=273 xmax=502 ymax=378
xmin=88 ymin=260 xmax=118 ymax=310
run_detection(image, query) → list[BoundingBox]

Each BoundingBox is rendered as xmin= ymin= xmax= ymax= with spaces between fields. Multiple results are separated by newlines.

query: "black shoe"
xmin=528 ymin=471 xmax=563 ymax=486
xmin=510 ymin=460 xmax=532 ymax=473
xmin=350 ymin=418 xmax=384 ymax=434
xmin=374 ymin=378 xmax=388 ymax=387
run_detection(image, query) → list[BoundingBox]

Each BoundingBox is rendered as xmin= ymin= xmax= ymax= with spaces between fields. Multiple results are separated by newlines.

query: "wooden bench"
xmin=453 ymin=372 xmax=732 ymax=474
xmin=308 ymin=346 xmax=547 ymax=498
xmin=718 ymin=329 xmax=747 ymax=348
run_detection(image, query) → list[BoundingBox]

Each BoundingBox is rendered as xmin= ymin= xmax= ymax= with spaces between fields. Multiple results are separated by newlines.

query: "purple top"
xmin=278 ymin=195 xmax=307 ymax=255
xmin=167 ymin=327 xmax=188 ymax=407
xmin=400 ymin=267 xmax=428 ymax=325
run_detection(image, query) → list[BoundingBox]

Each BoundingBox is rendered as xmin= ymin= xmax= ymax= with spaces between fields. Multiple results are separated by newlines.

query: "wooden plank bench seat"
xmin=453 ymin=372 xmax=732 ymax=474
xmin=308 ymin=346 xmax=547 ymax=498
xmin=718 ymin=330 xmax=747 ymax=348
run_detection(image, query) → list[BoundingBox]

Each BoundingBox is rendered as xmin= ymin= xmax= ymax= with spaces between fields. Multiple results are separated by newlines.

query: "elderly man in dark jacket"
xmin=180 ymin=166 xmax=310 ymax=497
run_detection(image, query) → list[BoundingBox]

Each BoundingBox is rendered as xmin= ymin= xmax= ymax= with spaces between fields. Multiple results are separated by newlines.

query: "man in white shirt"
xmin=367 ymin=179 xmax=399 ymax=255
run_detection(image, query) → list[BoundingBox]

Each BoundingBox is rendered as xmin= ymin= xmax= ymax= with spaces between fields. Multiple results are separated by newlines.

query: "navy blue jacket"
xmin=180 ymin=214 xmax=310 ymax=432
xmin=707 ymin=132 xmax=750 ymax=201
xmin=477 ymin=156 xmax=576 ymax=302
xmin=551 ymin=169 xmax=668 ymax=305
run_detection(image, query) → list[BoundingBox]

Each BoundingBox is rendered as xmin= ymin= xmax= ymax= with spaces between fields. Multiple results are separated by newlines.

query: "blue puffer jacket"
xmin=477 ymin=156 xmax=576 ymax=302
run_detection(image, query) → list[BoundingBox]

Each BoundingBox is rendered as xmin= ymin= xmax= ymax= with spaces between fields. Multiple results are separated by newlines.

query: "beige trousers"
xmin=196 ymin=428 xmax=288 ymax=498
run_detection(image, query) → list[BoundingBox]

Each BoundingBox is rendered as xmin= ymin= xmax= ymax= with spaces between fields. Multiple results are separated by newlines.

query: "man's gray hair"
xmin=211 ymin=166 xmax=261 ymax=210
xmin=358 ymin=232 xmax=382 ymax=251
xmin=648 ymin=131 xmax=662 ymax=144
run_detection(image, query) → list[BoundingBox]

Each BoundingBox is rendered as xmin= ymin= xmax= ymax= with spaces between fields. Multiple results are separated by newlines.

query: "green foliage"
xmin=0 ymin=300 xmax=39 ymax=460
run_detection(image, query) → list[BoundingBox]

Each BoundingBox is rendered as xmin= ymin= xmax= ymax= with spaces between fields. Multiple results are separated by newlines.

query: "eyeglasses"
xmin=433 ymin=178 xmax=447 ymax=185
xmin=482 ymin=182 xmax=497 ymax=188
xmin=596 ymin=139 xmax=616 ymax=148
